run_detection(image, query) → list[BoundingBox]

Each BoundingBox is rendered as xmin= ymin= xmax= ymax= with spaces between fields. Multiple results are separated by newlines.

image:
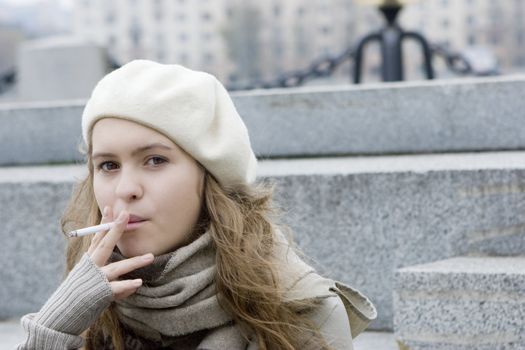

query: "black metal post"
xmin=353 ymin=33 xmax=381 ymax=84
xmin=353 ymin=2 xmax=435 ymax=83
xmin=379 ymin=5 xmax=403 ymax=81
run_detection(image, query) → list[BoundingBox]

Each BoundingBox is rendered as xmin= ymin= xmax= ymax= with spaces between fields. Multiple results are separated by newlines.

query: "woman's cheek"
xmin=93 ymin=178 xmax=110 ymax=209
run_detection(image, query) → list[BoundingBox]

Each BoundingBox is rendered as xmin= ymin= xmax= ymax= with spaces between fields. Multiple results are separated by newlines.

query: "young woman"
xmin=17 ymin=60 xmax=376 ymax=349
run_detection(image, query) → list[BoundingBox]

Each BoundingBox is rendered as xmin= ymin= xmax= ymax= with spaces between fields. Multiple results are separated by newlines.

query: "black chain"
xmin=430 ymin=43 xmax=473 ymax=75
xmin=0 ymin=41 xmax=477 ymax=95
xmin=227 ymin=47 xmax=356 ymax=91
xmin=227 ymin=42 xmax=478 ymax=90
xmin=0 ymin=69 xmax=15 ymax=95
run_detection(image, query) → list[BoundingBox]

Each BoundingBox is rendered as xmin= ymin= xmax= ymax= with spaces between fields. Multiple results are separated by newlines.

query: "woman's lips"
xmin=129 ymin=214 xmax=147 ymax=222
xmin=125 ymin=220 xmax=148 ymax=231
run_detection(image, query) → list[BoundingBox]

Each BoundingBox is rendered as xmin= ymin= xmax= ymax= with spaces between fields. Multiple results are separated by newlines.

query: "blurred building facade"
xmin=400 ymin=0 xmax=525 ymax=78
xmin=0 ymin=0 xmax=524 ymax=87
xmin=72 ymin=0 xmax=359 ymax=85
xmin=0 ymin=0 xmax=71 ymax=76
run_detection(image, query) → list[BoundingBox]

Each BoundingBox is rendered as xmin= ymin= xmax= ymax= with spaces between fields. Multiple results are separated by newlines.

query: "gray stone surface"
xmin=236 ymin=75 xmax=525 ymax=157
xmin=2 ymin=152 xmax=525 ymax=331
xmin=0 ymin=319 xmax=27 ymax=349
xmin=0 ymin=100 xmax=86 ymax=166
xmin=393 ymin=257 xmax=525 ymax=350
xmin=17 ymin=37 xmax=110 ymax=102
xmin=2 ymin=74 xmax=525 ymax=165
xmin=0 ymin=181 xmax=73 ymax=319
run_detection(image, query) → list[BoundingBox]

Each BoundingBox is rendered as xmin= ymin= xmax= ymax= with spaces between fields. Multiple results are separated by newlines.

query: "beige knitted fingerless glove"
xmin=17 ymin=253 xmax=113 ymax=350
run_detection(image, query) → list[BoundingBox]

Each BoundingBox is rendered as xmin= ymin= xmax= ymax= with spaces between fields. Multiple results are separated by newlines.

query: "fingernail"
xmin=142 ymin=253 xmax=153 ymax=261
xmin=134 ymin=279 xmax=142 ymax=286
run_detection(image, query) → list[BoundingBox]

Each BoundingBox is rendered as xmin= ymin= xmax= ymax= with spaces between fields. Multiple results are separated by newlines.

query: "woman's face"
xmin=91 ymin=117 xmax=205 ymax=257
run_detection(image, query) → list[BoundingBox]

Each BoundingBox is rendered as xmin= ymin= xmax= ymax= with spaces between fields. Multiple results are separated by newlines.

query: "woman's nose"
xmin=114 ymin=169 xmax=143 ymax=201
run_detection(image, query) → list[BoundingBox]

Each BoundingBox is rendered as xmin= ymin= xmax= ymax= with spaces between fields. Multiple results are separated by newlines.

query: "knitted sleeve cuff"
xmin=31 ymin=252 xmax=114 ymax=336
xmin=17 ymin=313 xmax=84 ymax=350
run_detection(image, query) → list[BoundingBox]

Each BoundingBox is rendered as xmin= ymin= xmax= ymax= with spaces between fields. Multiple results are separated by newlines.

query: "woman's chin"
xmin=117 ymin=240 xmax=151 ymax=258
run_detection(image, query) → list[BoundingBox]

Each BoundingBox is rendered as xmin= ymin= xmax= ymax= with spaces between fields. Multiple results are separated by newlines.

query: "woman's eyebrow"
xmin=92 ymin=143 xmax=173 ymax=159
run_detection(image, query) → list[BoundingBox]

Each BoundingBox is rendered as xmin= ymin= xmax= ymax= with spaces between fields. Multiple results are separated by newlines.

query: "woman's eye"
xmin=96 ymin=157 xmax=166 ymax=172
xmin=97 ymin=161 xmax=118 ymax=171
xmin=146 ymin=156 xmax=167 ymax=166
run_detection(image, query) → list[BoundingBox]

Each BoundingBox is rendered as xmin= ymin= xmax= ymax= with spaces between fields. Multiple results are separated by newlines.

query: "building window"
xmin=320 ymin=25 xmax=331 ymax=35
xmin=203 ymin=52 xmax=214 ymax=63
xmin=106 ymin=12 xmax=115 ymax=24
xmin=179 ymin=33 xmax=188 ymax=42
xmin=129 ymin=20 xmax=142 ymax=46
xmin=273 ymin=4 xmax=280 ymax=17
xmin=468 ymin=34 xmax=476 ymax=45
xmin=490 ymin=33 xmax=499 ymax=45
xmin=516 ymin=31 xmax=523 ymax=44
xmin=156 ymin=33 xmax=164 ymax=45
xmin=274 ymin=43 xmax=283 ymax=57
xmin=108 ymin=34 xmax=116 ymax=45
xmin=202 ymin=12 xmax=212 ymax=21
xmin=297 ymin=43 xmax=307 ymax=55
xmin=226 ymin=7 xmax=233 ymax=18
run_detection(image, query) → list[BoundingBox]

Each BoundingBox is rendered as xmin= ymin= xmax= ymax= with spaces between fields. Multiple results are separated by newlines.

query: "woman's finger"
xmin=90 ymin=210 xmax=129 ymax=267
xmin=110 ymin=279 xmax=143 ymax=301
xmin=93 ymin=206 xmax=113 ymax=243
xmin=101 ymin=253 xmax=154 ymax=281
xmin=87 ymin=206 xmax=113 ymax=255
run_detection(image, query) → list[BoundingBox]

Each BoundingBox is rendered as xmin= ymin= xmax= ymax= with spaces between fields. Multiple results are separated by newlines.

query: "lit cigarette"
xmin=68 ymin=222 xmax=116 ymax=238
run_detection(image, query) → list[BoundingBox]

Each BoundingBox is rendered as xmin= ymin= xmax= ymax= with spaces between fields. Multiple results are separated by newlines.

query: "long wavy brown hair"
xmin=59 ymin=139 xmax=336 ymax=350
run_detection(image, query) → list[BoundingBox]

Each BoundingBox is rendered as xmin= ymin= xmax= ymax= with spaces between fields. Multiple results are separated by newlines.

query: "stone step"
xmin=2 ymin=152 xmax=525 ymax=330
xmin=1 ymin=74 xmax=525 ymax=166
xmin=0 ymin=318 xmax=397 ymax=350
xmin=394 ymin=256 xmax=525 ymax=350
xmin=0 ymin=319 xmax=26 ymax=350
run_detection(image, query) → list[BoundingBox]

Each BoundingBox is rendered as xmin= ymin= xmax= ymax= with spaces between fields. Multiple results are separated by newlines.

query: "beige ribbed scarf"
xmin=108 ymin=230 xmax=244 ymax=348
xmin=107 ymin=227 xmax=355 ymax=349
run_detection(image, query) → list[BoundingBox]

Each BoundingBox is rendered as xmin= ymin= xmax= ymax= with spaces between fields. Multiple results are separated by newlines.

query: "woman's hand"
xmin=87 ymin=206 xmax=154 ymax=301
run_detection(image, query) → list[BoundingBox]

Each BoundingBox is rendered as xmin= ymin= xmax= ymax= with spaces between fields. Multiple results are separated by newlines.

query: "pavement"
xmin=1 ymin=318 xmax=397 ymax=349
xmin=1 ymin=319 xmax=26 ymax=349
xmin=353 ymin=331 xmax=398 ymax=350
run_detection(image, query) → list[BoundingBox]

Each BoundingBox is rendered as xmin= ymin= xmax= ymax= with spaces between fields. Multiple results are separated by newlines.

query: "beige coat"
xmin=264 ymin=228 xmax=378 ymax=349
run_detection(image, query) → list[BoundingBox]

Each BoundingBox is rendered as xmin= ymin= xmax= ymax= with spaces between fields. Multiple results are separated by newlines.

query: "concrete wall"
xmin=2 ymin=74 xmax=525 ymax=166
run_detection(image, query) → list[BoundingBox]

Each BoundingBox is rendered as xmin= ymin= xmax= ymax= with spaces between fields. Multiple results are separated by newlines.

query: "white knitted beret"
xmin=82 ymin=60 xmax=257 ymax=187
